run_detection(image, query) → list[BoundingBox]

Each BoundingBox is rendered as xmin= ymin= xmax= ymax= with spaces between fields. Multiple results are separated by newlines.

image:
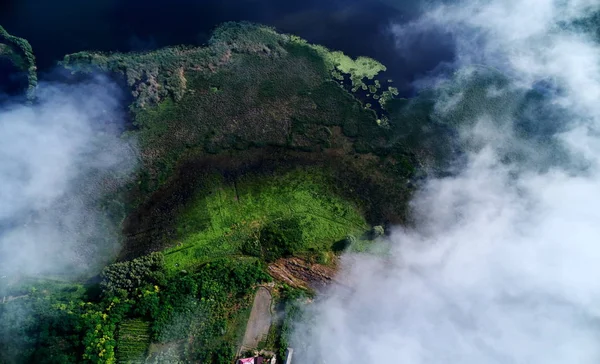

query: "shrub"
xmin=100 ymin=252 xmax=166 ymax=297
xmin=370 ymin=225 xmax=385 ymax=239
xmin=211 ymin=342 xmax=235 ymax=364
xmin=243 ymin=218 xmax=304 ymax=262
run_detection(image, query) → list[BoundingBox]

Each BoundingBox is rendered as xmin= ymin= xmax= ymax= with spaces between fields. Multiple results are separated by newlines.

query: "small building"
xmin=237 ymin=357 xmax=265 ymax=364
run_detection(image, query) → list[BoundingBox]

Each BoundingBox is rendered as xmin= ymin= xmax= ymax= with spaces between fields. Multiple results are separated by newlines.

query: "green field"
xmin=117 ymin=319 xmax=151 ymax=363
xmin=164 ymin=167 xmax=368 ymax=272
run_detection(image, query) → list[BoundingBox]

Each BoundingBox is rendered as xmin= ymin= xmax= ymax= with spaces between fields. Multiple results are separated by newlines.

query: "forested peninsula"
xmin=1 ymin=22 xmax=466 ymax=363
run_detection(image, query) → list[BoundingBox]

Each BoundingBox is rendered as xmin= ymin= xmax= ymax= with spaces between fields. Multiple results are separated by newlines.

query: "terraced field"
xmin=117 ymin=319 xmax=151 ymax=363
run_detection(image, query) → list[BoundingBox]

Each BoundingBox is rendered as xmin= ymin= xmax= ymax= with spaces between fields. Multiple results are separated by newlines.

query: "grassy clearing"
xmin=163 ymin=167 xmax=367 ymax=272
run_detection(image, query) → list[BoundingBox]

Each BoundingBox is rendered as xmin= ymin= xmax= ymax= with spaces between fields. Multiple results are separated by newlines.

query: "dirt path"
xmin=240 ymin=287 xmax=273 ymax=352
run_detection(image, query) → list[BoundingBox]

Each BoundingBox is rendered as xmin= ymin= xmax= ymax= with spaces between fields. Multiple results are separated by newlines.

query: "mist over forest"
xmin=1 ymin=0 xmax=599 ymax=363
xmin=0 ymin=79 xmax=137 ymax=277
xmin=293 ymin=0 xmax=600 ymax=363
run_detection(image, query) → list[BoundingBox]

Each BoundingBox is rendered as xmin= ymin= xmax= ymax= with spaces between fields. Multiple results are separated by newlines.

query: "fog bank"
xmin=293 ymin=0 xmax=600 ymax=362
xmin=0 ymin=78 xmax=137 ymax=278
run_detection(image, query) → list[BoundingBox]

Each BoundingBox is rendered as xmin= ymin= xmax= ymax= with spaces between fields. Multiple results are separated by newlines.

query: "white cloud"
xmin=0 ymin=78 xmax=137 ymax=277
xmin=294 ymin=0 xmax=600 ymax=362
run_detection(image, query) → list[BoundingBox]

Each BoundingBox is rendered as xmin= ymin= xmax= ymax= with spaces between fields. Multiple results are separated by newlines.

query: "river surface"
xmin=0 ymin=0 xmax=455 ymax=97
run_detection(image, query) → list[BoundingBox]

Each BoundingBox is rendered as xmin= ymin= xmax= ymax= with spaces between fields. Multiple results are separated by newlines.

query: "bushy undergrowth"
xmin=101 ymin=252 xmax=166 ymax=297
xmin=62 ymin=22 xmax=396 ymax=197
xmin=0 ymin=254 xmax=270 ymax=364
xmin=242 ymin=217 xmax=304 ymax=262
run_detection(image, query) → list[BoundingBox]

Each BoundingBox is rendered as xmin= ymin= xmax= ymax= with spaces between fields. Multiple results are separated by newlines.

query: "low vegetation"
xmin=163 ymin=168 xmax=367 ymax=272
xmin=61 ymin=22 xmax=402 ymax=198
xmin=116 ymin=319 xmax=151 ymax=363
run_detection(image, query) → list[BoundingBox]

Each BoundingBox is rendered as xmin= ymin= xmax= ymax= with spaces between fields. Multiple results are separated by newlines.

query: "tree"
xmin=243 ymin=218 xmax=304 ymax=262
xmin=100 ymin=253 xmax=165 ymax=297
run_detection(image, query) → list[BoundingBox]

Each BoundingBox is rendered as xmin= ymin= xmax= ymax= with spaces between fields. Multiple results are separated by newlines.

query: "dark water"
xmin=0 ymin=0 xmax=455 ymax=97
xmin=0 ymin=58 xmax=27 ymax=100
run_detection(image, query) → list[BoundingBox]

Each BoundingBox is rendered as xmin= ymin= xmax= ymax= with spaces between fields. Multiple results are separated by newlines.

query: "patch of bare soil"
xmin=268 ymin=257 xmax=337 ymax=290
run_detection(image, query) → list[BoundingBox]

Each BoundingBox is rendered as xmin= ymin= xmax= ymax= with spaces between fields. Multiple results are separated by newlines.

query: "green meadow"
xmin=164 ymin=167 xmax=367 ymax=272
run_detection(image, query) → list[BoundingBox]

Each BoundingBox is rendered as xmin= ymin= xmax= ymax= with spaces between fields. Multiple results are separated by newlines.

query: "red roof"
xmin=238 ymin=358 xmax=255 ymax=364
